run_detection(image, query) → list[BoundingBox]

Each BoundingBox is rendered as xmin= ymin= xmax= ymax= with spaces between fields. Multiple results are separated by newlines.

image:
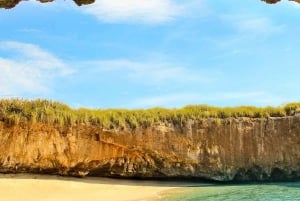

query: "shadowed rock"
xmin=0 ymin=0 xmax=95 ymax=9
xmin=263 ymin=0 xmax=300 ymax=3
xmin=0 ymin=0 xmax=300 ymax=9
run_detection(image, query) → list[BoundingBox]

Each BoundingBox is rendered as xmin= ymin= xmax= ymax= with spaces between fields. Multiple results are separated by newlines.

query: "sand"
xmin=0 ymin=174 xmax=179 ymax=201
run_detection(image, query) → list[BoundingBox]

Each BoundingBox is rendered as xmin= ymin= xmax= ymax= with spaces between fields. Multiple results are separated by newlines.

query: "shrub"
xmin=0 ymin=98 xmax=298 ymax=129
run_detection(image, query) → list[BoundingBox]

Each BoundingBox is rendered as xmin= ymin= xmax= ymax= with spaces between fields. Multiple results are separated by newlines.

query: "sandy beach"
xmin=0 ymin=174 xmax=181 ymax=201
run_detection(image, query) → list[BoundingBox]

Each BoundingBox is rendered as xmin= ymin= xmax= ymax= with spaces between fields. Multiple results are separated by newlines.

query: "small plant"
xmin=0 ymin=98 xmax=299 ymax=129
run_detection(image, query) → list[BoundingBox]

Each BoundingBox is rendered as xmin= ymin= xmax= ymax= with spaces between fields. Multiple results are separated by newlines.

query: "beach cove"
xmin=0 ymin=174 xmax=184 ymax=201
xmin=1 ymin=174 xmax=299 ymax=201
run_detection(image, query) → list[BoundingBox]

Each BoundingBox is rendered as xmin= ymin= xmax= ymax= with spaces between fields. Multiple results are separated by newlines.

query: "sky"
xmin=0 ymin=0 xmax=300 ymax=109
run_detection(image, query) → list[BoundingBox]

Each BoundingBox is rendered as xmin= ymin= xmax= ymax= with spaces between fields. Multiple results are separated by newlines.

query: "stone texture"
xmin=263 ymin=0 xmax=300 ymax=3
xmin=0 ymin=0 xmax=94 ymax=9
xmin=0 ymin=116 xmax=299 ymax=182
xmin=1 ymin=0 xmax=300 ymax=9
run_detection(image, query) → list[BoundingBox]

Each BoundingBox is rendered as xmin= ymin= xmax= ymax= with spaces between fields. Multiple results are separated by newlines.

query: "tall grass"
xmin=0 ymin=99 xmax=299 ymax=128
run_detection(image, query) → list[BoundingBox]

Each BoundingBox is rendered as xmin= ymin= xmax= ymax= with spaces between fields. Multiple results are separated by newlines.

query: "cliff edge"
xmin=0 ymin=99 xmax=299 ymax=182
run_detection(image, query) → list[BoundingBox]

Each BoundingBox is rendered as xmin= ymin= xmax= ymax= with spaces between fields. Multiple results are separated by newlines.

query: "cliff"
xmin=0 ymin=100 xmax=299 ymax=182
xmin=0 ymin=0 xmax=299 ymax=9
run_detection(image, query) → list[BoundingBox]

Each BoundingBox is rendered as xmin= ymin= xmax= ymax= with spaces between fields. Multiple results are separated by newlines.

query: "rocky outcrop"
xmin=0 ymin=0 xmax=95 ymax=9
xmin=0 ymin=116 xmax=299 ymax=182
xmin=263 ymin=0 xmax=300 ymax=4
xmin=1 ymin=0 xmax=300 ymax=9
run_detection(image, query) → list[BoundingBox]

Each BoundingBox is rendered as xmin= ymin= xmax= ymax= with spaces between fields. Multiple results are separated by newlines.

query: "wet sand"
xmin=0 ymin=174 xmax=180 ymax=201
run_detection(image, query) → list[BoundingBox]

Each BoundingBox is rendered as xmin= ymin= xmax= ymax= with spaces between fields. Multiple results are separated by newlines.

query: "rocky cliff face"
xmin=1 ymin=0 xmax=300 ymax=9
xmin=263 ymin=0 xmax=300 ymax=4
xmin=0 ymin=0 xmax=95 ymax=9
xmin=0 ymin=116 xmax=299 ymax=182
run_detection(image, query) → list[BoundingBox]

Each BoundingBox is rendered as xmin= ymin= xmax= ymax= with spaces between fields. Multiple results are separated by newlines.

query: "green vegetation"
xmin=0 ymin=99 xmax=300 ymax=128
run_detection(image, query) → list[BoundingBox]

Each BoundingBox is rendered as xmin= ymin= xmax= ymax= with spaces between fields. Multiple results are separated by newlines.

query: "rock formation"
xmin=1 ymin=0 xmax=300 ymax=9
xmin=0 ymin=116 xmax=299 ymax=182
xmin=263 ymin=0 xmax=300 ymax=3
xmin=0 ymin=0 xmax=95 ymax=9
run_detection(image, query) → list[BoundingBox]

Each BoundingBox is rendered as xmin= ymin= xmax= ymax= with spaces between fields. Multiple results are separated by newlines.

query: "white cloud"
xmin=17 ymin=28 xmax=42 ymax=34
xmin=235 ymin=17 xmax=283 ymax=34
xmin=82 ymin=0 xmax=206 ymax=24
xmin=283 ymin=0 xmax=300 ymax=8
xmin=223 ymin=14 xmax=284 ymax=35
xmin=211 ymin=15 xmax=285 ymax=56
xmin=0 ymin=41 xmax=73 ymax=97
xmin=131 ymin=93 xmax=202 ymax=108
xmin=83 ymin=59 xmax=215 ymax=85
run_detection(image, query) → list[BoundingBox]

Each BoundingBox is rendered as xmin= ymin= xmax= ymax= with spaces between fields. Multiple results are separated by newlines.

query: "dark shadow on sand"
xmin=0 ymin=173 xmax=299 ymax=189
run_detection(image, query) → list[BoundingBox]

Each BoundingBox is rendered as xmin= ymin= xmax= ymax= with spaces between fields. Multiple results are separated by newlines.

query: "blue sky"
xmin=1 ymin=0 xmax=300 ymax=108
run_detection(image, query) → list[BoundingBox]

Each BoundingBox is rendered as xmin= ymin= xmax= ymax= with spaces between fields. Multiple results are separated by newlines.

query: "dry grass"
xmin=0 ymin=99 xmax=299 ymax=128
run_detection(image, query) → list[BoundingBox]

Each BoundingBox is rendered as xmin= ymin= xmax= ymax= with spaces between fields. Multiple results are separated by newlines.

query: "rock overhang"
xmin=0 ymin=0 xmax=300 ymax=9
xmin=0 ymin=0 xmax=95 ymax=9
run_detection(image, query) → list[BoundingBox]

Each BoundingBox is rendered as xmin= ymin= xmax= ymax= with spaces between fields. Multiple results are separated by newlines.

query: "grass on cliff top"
xmin=0 ymin=99 xmax=300 ymax=128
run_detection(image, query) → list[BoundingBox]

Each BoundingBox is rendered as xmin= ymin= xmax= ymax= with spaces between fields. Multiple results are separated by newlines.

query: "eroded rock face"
xmin=263 ymin=0 xmax=300 ymax=3
xmin=0 ymin=0 xmax=95 ymax=9
xmin=1 ymin=0 xmax=300 ymax=9
xmin=0 ymin=116 xmax=299 ymax=182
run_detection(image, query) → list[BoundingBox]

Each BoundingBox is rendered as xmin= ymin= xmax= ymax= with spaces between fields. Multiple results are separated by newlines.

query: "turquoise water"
xmin=160 ymin=182 xmax=300 ymax=201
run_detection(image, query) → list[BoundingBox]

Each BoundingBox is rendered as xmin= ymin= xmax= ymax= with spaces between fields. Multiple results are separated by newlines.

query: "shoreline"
xmin=0 ymin=173 xmax=185 ymax=201
xmin=0 ymin=173 xmax=299 ymax=201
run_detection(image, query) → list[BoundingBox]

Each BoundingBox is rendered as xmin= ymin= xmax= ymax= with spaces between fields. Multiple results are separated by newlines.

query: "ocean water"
xmin=160 ymin=182 xmax=300 ymax=201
